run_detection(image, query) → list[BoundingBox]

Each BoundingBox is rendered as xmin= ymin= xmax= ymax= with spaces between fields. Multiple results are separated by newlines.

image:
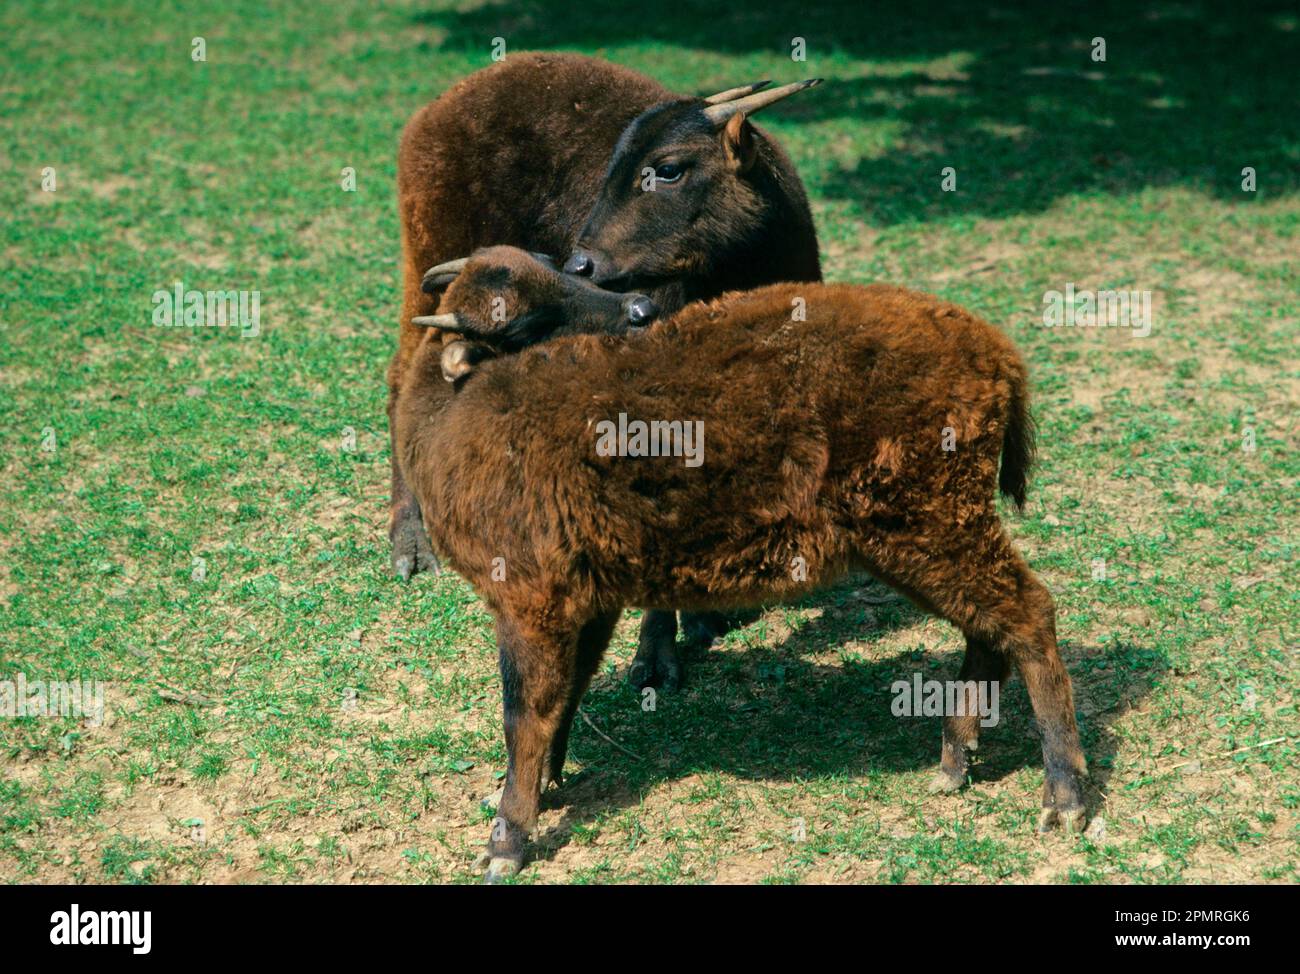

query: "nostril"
xmin=564 ymin=252 xmax=595 ymax=277
xmin=626 ymin=296 xmax=657 ymax=327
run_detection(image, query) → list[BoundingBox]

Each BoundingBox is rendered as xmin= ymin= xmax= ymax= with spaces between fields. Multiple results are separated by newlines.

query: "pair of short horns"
xmin=701 ymin=77 xmax=822 ymax=125
xmin=413 ymin=257 xmax=471 ymax=327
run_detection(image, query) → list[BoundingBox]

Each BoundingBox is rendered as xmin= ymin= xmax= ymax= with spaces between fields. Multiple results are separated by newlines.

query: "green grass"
xmin=1 ymin=0 xmax=1297 ymax=884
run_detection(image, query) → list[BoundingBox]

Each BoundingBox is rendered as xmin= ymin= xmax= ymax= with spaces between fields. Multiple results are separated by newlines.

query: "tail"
xmin=998 ymin=367 xmax=1036 ymax=512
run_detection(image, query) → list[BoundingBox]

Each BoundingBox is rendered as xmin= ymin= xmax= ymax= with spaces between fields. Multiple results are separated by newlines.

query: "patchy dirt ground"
xmin=2 ymin=1 xmax=1297 ymax=884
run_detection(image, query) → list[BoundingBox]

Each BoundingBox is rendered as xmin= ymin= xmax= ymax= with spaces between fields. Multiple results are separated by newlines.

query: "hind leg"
xmin=1008 ymin=580 xmax=1088 ymax=832
xmin=930 ymin=637 xmax=1011 ymax=793
xmin=870 ymin=523 xmax=1087 ymax=830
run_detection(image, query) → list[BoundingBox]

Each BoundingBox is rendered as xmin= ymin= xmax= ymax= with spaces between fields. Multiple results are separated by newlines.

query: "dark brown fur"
xmin=395 ymin=281 xmax=1087 ymax=880
xmin=566 ymin=96 xmax=822 ymax=296
xmin=388 ymin=53 xmax=822 ymax=689
xmin=388 ymin=54 xmax=671 ymax=580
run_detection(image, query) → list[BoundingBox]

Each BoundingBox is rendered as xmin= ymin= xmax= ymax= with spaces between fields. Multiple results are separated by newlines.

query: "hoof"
xmin=1037 ymin=805 xmax=1087 ymax=833
xmin=483 ymin=857 xmax=520 ymax=883
xmin=628 ymin=655 xmax=681 ymax=692
xmin=628 ymin=659 xmax=654 ymax=691
xmin=658 ymin=658 xmax=681 ymax=693
xmin=928 ymin=769 xmax=965 ymax=794
xmin=538 ymin=776 xmax=564 ymax=810
xmin=1060 ymin=806 xmax=1087 ymax=834
xmin=471 ymin=849 xmax=522 ymax=881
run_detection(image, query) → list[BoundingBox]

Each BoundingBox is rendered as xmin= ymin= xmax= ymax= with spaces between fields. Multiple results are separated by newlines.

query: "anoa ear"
xmin=721 ymin=112 xmax=757 ymax=174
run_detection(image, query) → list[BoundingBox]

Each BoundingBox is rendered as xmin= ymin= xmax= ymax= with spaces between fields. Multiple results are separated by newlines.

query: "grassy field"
xmin=1 ymin=0 xmax=1296 ymax=884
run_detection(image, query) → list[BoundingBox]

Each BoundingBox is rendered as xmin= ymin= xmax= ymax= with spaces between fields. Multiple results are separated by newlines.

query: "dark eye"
xmin=654 ymin=163 xmax=684 ymax=184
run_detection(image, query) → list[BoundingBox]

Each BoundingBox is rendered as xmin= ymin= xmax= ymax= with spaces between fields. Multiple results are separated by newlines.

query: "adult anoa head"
xmin=563 ymin=79 xmax=825 ymax=304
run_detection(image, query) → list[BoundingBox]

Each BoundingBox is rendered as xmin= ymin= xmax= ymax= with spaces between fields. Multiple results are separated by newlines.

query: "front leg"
xmin=545 ymin=611 xmax=620 ymax=794
xmin=680 ymin=610 xmax=732 ymax=649
xmin=480 ymin=614 xmax=583 ymax=883
xmin=629 ymin=610 xmax=731 ymax=692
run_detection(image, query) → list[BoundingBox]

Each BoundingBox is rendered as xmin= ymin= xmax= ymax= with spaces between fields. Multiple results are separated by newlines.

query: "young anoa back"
xmin=403 ymin=282 xmax=1024 ymax=609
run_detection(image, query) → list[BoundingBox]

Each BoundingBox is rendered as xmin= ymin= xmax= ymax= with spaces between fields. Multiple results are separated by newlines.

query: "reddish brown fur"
xmin=395 ymin=281 xmax=1088 ymax=880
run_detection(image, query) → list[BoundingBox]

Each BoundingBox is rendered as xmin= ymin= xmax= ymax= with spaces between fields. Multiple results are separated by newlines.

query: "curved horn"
xmin=423 ymin=257 xmax=469 ymax=277
xmin=702 ymin=80 xmax=772 ymax=105
xmin=702 ymin=78 xmax=823 ymax=127
xmin=411 ymin=313 xmax=459 ymax=329
xmin=420 ymin=256 xmax=470 ymax=294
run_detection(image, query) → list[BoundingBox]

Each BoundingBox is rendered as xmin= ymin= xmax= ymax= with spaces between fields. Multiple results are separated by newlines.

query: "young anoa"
xmin=397 ymin=246 xmax=1088 ymax=882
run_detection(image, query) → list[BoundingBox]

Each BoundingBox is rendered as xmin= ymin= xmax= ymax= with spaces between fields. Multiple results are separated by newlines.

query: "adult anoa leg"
xmin=385 ymin=273 xmax=440 ymax=582
xmin=628 ymin=609 xmax=733 ymax=691
xmin=679 ymin=610 xmax=733 ymax=648
xmin=546 ymin=610 xmax=620 ymax=794
xmin=386 ymin=427 xmax=438 ymax=581
xmin=629 ymin=610 xmax=682 ymax=691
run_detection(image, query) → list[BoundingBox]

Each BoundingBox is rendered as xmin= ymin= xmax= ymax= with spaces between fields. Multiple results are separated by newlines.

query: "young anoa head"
xmin=413 ymin=246 xmax=658 ymax=381
xmin=562 ymin=78 xmax=822 ymax=293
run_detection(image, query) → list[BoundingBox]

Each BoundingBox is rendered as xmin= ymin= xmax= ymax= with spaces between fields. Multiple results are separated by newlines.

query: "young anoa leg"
xmin=480 ymin=611 xmax=615 ymax=882
xmin=963 ymin=547 xmax=1086 ymax=830
xmin=930 ymin=637 xmax=1011 ymax=793
xmin=544 ymin=611 xmax=620 ymax=796
xmin=481 ymin=614 xmax=567 ymax=881
xmin=1005 ymin=576 xmax=1088 ymax=832
xmin=868 ymin=521 xmax=1087 ymax=831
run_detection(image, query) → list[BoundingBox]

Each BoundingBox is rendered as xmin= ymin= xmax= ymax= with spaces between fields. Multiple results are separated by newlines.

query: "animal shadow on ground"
xmin=525 ymin=576 xmax=1164 ymax=864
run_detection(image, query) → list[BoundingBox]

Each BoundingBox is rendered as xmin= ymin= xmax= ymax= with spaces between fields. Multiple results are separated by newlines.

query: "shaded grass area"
xmin=0 ymin=0 xmax=1296 ymax=883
